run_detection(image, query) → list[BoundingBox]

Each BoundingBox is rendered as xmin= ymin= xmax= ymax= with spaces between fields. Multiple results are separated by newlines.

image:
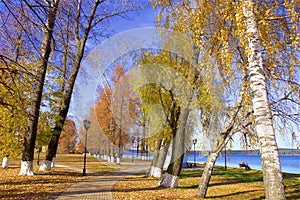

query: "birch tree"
xmin=151 ymin=0 xmax=299 ymax=198
xmin=241 ymin=1 xmax=285 ymax=198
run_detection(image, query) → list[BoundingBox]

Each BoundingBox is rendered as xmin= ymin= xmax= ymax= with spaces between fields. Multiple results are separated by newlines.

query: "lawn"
xmin=1 ymin=155 xmax=299 ymax=200
xmin=0 ymin=153 xmax=116 ymax=200
xmin=114 ymin=165 xmax=300 ymax=200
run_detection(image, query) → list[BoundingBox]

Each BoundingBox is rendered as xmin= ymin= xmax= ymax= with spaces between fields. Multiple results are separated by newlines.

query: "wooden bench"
xmin=239 ymin=163 xmax=251 ymax=170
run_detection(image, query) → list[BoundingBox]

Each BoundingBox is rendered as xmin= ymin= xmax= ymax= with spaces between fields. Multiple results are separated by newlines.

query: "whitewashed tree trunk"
xmin=147 ymin=166 xmax=155 ymax=176
xmin=51 ymin=157 xmax=55 ymax=167
xmin=146 ymin=139 xmax=162 ymax=176
xmin=110 ymin=156 xmax=114 ymax=163
xmin=160 ymin=107 xmax=189 ymax=188
xmin=2 ymin=157 xmax=9 ymax=169
xmin=153 ymin=143 xmax=170 ymax=178
xmin=19 ymin=0 xmax=60 ymax=176
xmin=153 ymin=167 xmax=162 ymax=178
xmin=39 ymin=160 xmax=52 ymax=171
xmin=243 ymin=1 xmax=286 ymax=199
xmin=159 ymin=172 xmax=179 ymax=188
xmin=19 ymin=161 xmax=34 ymax=176
xmin=116 ymin=157 xmax=120 ymax=164
xmin=147 ymin=139 xmax=162 ymax=177
xmin=110 ymin=146 xmax=114 ymax=163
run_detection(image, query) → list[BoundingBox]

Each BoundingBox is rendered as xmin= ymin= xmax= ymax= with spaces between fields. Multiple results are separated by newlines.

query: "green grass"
xmin=114 ymin=165 xmax=300 ymax=200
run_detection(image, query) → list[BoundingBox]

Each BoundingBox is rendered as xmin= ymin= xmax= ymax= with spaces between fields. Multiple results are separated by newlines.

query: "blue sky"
xmin=71 ymin=2 xmax=298 ymax=150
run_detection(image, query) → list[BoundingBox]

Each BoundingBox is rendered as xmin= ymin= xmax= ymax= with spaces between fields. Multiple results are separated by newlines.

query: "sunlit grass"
xmin=114 ymin=165 xmax=300 ymax=200
xmin=0 ymin=153 xmax=116 ymax=199
xmin=0 ymin=161 xmax=84 ymax=200
xmin=55 ymin=153 xmax=117 ymax=174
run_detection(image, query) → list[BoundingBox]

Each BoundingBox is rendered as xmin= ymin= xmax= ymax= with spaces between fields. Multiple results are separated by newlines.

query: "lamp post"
xmin=136 ymin=137 xmax=140 ymax=158
xmin=131 ymin=137 xmax=135 ymax=163
xmin=193 ymin=139 xmax=197 ymax=167
xmin=83 ymin=119 xmax=91 ymax=176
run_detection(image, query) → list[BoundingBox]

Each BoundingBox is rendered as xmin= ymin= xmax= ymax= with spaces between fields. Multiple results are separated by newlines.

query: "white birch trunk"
xmin=39 ymin=160 xmax=52 ymax=171
xmin=159 ymin=172 xmax=179 ymax=188
xmin=196 ymin=152 xmax=219 ymax=196
xmin=196 ymin=92 xmax=244 ymax=197
xmin=243 ymin=1 xmax=286 ymax=199
xmin=19 ymin=161 xmax=34 ymax=176
xmin=2 ymin=157 xmax=9 ymax=169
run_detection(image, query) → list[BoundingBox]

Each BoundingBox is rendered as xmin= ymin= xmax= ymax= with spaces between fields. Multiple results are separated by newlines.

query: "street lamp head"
xmin=193 ymin=138 xmax=197 ymax=144
xmin=83 ymin=119 xmax=91 ymax=131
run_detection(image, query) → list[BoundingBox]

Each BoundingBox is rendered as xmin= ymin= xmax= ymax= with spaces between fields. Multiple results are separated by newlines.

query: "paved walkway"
xmin=50 ymin=160 xmax=150 ymax=200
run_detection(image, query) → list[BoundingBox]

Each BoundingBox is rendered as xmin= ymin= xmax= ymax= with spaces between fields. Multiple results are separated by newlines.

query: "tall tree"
xmin=241 ymin=0 xmax=285 ymax=198
xmin=1 ymin=2 xmax=33 ymax=169
xmin=151 ymin=0 xmax=299 ymax=198
xmin=40 ymin=0 xmax=142 ymax=170
xmin=132 ymin=49 xmax=220 ymax=187
xmin=6 ymin=0 xmax=60 ymax=175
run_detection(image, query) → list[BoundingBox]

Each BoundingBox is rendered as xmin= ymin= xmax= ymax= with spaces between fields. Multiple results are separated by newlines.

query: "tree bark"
xmin=147 ymin=139 xmax=162 ymax=176
xmin=110 ymin=145 xmax=115 ymax=163
xmin=106 ymin=142 xmax=110 ymax=162
xmin=243 ymin=1 xmax=286 ymax=199
xmin=196 ymin=124 xmax=237 ymax=197
xmin=40 ymin=0 xmax=101 ymax=171
xmin=2 ymin=156 xmax=9 ymax=169
xmin=116 ymin=145 xmax=121 ymax=164
xmin=160 ymin=107 xmax=189 ymax=188
xmin=19 ymin=0 xmax=60 ymax=176
xmin=153 ymin=142 xmax=171 ymax=178
xmin=196 ymin=91 xmax=244 ymax=197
